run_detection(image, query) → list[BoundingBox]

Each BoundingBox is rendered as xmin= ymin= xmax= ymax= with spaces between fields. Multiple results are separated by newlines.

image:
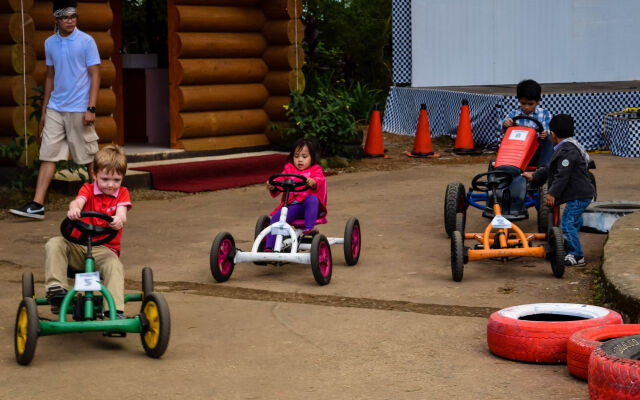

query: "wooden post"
xmin=0 ymin=13 xmax=35 ymax=44
xmin=176 ymin=6 xmax=265 ymax=32
xmin=0 ymin=75 xmax=37 ymax=105
xmin=176 ymin=58 xmax=268 ymax=85
xmin=0 ymin=43 xmax=35 ymax=74
xmin=178 ymin=83 xmax=268 ymax=112
xmin=177 ymin=32 xmax=267 ymax=58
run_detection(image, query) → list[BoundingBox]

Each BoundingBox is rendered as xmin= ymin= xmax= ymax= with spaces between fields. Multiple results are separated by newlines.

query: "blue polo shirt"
xmin=44 ymin=28 xmax=101 ymax=112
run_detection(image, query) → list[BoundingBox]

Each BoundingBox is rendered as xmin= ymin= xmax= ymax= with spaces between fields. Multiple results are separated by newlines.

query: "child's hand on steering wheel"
xmin=539 ymin=130 xmax=548 ymax=140
xmin=109 ymin=215 xmax=124 ymax=230
xmin=67 ymin=206 xmax=82 ymax=220
xmin=306 ymin=177 xmax=316 ymax=189
xmin=266 ymin=180 xmax=275 ymax=191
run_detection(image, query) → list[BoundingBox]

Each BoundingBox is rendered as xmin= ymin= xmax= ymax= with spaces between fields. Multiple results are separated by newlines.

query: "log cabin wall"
xmin=0 ymin=0 xmax=38 ymax=164
xmin=30 ymin=0 xmax=120 ymax=146
xmin=168 ymin=0 xmax=303 ymax=151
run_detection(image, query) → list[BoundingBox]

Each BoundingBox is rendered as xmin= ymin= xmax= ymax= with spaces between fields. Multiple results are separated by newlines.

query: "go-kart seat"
xmin=290 ymin=216 xmax=327 ymax=230
xmin=482 ymin=165 xmax=529 ymax=221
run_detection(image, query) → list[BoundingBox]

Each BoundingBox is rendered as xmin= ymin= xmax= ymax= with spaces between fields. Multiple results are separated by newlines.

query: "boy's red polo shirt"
xmin=76 ymin=182 xmax=132 ymax=256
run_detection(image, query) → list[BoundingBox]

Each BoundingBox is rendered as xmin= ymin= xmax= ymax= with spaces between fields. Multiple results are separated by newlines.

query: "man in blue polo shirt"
xmin=10 ymin=0 xmax=101 ymax=220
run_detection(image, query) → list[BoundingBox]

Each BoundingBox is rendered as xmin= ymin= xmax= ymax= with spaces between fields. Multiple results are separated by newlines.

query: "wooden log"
xmin=176 ymin=5 xmax=265 ymax=32
xmin=262 ymin=45 xmax=303 ymax=70
xmin=178 ymin=83 xmax=268 ymax=112
xmin=96 ymin=87 xmax=115 ymax=115
xmin=179 ymin=108 xmax=268 ymax=138
xmin=34 ymin=58 xmax=114 ymax=87
xmin=0 ymin=43 xmax=35 ymax=74
xmin=0 ymin=13 xmax=35 ymax=44
xmin=177 ymin=58 xmax=268 ymax=85
xmin=33 ymin=30 xmax=113 ymax=59
xmin=95 ymin=115 xmax=116 ymax=142
xmin=176 ymin=32 xmax=266 ymax=58
xmin=264 ymin=120 xmax=290 ymax=144
xmin=0 ymin=0 xmax=34 ymax=13
xmin=263 ymin=96 xmax=289 ymax=121
xmin=174 ymin=0 xmax=260 ymax=6
xmin=31 ymin=2 xmax=113 ymax=30
xmin=263 ymin=69 xmax=304 ymax=95
xmin=0 ymin=105 xmax=37 ymax=136
xmin=180 ymin=133 xmax=269 ymax=151
xmin=263 ymin=0 xmax=302 ymax=19
xmin=262 ymin=19 xmax=303 ymax=45
xmin=0 ymin=75 xmax=37 ymax=106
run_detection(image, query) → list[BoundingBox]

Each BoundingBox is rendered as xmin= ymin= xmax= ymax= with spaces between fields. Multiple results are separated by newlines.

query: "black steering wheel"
xmin=60 ymin=211 xmax=118 ymax=246
xmin=471 ymin=171 xmax=514 ymax=193
xmin=269 ymin=173 xmax=308 ymax=193
xmin=510 ymin=115 xmax=544 ymax=133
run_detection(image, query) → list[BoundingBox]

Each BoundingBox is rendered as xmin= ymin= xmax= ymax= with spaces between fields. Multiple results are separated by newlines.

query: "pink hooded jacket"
xmin=270 ymin=163 xmax=327 ymax=222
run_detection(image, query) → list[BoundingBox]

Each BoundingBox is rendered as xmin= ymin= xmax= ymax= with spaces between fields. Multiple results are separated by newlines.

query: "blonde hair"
xmin=93 ymin=144 xmax=127 ymax=176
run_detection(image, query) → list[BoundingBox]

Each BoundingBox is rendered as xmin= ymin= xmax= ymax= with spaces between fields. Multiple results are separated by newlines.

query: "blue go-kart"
xmin=444 ymin=115 xmax=555 ymax=237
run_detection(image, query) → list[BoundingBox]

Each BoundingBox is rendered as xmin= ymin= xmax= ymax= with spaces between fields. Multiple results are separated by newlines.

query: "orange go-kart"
xmin=448 ymin=116 xmax=565 ymax=282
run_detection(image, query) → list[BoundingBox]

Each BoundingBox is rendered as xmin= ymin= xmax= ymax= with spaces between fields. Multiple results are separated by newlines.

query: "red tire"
xmin=589 ymin=335 xmax=640 ymax=399
xmin=487 ymin=303 xmax=622 ymax=363
xmin=567 ymin=324 xmax=640 ymax=380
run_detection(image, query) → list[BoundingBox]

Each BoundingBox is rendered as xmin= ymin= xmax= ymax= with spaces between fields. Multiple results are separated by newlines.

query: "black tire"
xmin=14 ymin=297 xmax=39 ymax=365
xmin=310 ymin=234 xmax=332 ymax=285
xmin=210 ymin=232 xmax=235 ymax=282
xmin=21 ymin=271 xmax=34 ymax=299
xmin=142 ymin=267 xmax=153 ymax=298
xmin=455 ymin=212 xmax=465 ymax=235
xmin=343 ymin=217 xmax=361 ymax=266
xmin=444 ymin=182 xmax=467 ymax=237
xmin=537 ymin=184 xmax=551 ymax=234
xmin=589 ymin=335 xmax=640 ymax=399
xmin=140 ymin=293 xmax=171 ymax=358
xmin=548 ymin=226 xmax=565 ymax=278
xmin=254 ymin=215 xmax=271 ymax=265
xmin=451 ymin=231 xmax=464 ymax=282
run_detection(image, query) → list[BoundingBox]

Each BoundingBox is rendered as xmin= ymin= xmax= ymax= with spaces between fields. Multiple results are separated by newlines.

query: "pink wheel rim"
xmin=218 ymin=238 xmax=233 ymax=275
xmin=351 ymin=225 xmax=361 ymax=258
xmin=319 ymin=241 xmax=331 ymax=277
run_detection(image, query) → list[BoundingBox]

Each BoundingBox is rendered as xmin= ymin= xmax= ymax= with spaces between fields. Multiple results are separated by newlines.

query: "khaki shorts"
xmin=39 ymin=109 xmax=99 ymax=165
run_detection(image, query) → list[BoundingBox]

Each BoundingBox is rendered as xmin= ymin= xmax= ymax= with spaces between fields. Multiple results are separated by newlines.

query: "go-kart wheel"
xmin=455 ymin=212 xmax=465 ymax=235
xmin=210 ymin=232 xmax=235 ymax=282
xmin=142 ymin=267 xmax=153 ymax=298
xmin=21 ymin=271 xmax=34 ymax=299
xmin=343 ymin=217 xmax=361 ymax=266
xmin=444 ymin=182 xmax=467 ymax=237
xmin=537 ymin=184 xmax=550 ymax=234
xmin=14 ymin=297 xmax=38 ymax=365
xmin=548 ymin=226 xmax=565 ymax=278
xmin=310 ymin=234 xmax=332 ymax=285
xmin=140 ymin=292 xmax=171 ymax=359
xmin=451 ymin=231 xmax=464 ymax=282
xmin=254 ymin=215 xmax=271 ymax=265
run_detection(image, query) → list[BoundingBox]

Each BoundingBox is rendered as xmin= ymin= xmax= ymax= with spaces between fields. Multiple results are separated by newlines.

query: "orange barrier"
xmin=363 ymin=104 xmax=387 ymax=158
xmin=453 ymin=99 xmax=480 ymax=154
xmin=405 ymin=104 xmax=439 ymax=158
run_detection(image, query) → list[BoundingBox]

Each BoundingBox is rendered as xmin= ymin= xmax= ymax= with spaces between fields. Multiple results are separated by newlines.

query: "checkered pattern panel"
xmin=391 ymin=0 xmax=411 ymax=84
xmin=382 ymin=86 xmax=503 ymax=147
xmin=605 ymin=115 xmax=640 ymax=157
xmin=383 ymin=86 xmax=640 ymax=154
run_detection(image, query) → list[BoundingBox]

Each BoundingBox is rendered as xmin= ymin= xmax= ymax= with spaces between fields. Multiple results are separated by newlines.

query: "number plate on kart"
xmin=272 ymin=222 xmax=289 ymax=236
xmin=73 ymin=272 xmax=101 ymax=292
xmin=491 ymin=215 xmax=512 ymax=229
xmin=509 ymin=129 xmax=529 ymax=141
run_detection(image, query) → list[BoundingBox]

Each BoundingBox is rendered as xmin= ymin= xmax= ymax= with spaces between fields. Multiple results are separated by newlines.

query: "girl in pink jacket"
xmin=265 ymin=138 xmax=327 ymax=250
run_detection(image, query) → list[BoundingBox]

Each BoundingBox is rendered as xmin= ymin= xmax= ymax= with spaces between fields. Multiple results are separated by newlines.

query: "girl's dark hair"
xmin=288 ymin=138 xmax=317 ymax=165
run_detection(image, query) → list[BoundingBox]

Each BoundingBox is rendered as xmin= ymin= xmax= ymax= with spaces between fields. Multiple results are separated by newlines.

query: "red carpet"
xmin=131 ymin=153 xmax=288 ymax=192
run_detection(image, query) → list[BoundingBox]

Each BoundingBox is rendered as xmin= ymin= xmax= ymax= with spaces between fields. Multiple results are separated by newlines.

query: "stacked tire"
xmin=589 ymin=335 xmax=640 ymax=399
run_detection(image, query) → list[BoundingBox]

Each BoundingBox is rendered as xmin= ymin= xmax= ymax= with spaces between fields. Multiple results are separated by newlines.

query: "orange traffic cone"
xmin=453 ymin=99 xmax=480 ymax=154
xmin=363 ymin=104 xmax=387 ymax=158
xmin=405 ymin=104 xmax=439 ymax=158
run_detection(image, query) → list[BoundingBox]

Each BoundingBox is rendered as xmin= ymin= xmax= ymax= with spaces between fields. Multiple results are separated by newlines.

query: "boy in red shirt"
xmin=44 ymin=144 xmax=131 ymax=317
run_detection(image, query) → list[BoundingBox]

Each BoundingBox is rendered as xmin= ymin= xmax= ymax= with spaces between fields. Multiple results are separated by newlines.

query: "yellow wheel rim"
xmin=16 ymin=306 xmax=28 ymax=354
xmin=143 ymin=301 xmax=160 ymax=349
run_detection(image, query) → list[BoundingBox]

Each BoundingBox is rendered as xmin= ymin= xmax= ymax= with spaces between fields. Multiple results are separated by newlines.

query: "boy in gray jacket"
xmin=522 ymin=114 xmax=595 ymax=267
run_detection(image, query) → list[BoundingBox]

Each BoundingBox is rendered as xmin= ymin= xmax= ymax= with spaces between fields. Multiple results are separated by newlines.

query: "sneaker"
xmin=9 ymin=201 xmax=44 ymax=220
xmin=565 ymin=254 xmax=586 ymax=267
xmin=46 ymin=285 xmax=68 ymax=314
xmin=303 ymin=228 xmax=318 ymax=236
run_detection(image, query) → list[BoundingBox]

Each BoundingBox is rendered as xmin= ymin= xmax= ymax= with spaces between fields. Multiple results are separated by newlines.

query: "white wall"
xmin=411 ymin=0 xmax=640 ymax=86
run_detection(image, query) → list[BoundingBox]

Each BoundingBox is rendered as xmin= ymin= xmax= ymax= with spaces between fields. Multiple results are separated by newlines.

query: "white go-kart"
xmin=210 ymin=174 xmax=362 ymax=285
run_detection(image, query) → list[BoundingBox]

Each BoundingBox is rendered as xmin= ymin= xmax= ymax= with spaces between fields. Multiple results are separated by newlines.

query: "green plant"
xmin=285 ymin=88 xmax=357 ymax=156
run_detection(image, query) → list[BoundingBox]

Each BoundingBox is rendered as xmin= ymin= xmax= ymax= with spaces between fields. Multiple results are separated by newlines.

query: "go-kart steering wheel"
xmin=511 ymin=115 xmax=544 ymax=133
xmin=471 ymin=171 xmax=514 ymax=193
xmin=60 ymin=211 xmax=118 ymax=246
xmin=269 ymin=173 xmax=309 ymax=193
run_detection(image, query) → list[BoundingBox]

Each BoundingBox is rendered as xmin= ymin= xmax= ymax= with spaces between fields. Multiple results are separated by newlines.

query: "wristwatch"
xmin=87 ymin=106 xmax=96 ymax=113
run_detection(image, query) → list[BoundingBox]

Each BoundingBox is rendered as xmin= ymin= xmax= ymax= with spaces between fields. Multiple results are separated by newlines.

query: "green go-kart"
xmin=14 ymin=211 xmax=170 ymax=365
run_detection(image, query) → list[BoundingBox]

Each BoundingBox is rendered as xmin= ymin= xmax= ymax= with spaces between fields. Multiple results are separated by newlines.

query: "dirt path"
xmin=1 ymin=146 xmax=639 ymax=399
